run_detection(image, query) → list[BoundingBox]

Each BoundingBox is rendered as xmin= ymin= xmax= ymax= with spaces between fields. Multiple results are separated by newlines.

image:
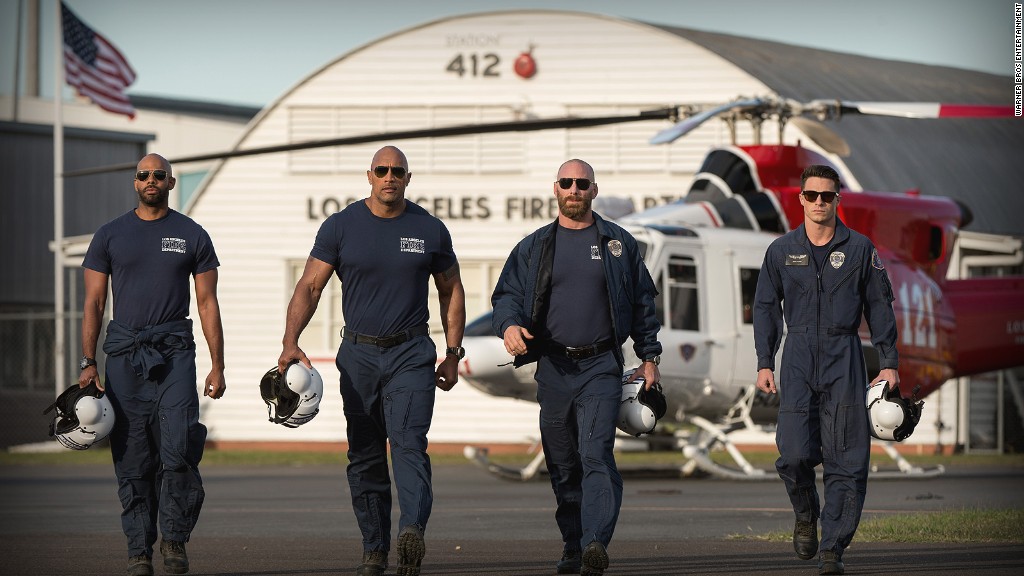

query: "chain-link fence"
xmin=0 ymin=310 xmax=91 ymax=449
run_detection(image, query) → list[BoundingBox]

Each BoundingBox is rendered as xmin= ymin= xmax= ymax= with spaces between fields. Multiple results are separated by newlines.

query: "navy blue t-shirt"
xmin=310 ymin=200 xmax=457 ymax=337
xmin=809 ymin=239 xmax=831 ymax=274
xmin=83 ymin=209 xmax=220 ymax=329
xmin=546 ymin=223 xmax=612 ymax=347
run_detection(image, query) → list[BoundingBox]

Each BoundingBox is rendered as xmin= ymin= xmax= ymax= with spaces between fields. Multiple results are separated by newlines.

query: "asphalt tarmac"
xmin=2 ymin=458 xmax=1022 ymax=576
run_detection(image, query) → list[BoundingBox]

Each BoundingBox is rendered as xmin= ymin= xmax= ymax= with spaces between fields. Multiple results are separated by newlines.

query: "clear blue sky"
xmin=0 ymin=0 xmax=1014 ymax=107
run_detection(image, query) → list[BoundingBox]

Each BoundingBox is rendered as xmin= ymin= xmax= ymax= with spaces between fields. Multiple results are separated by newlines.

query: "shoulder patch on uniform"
xmin=871 ymin=249 xmax=885 ymax=270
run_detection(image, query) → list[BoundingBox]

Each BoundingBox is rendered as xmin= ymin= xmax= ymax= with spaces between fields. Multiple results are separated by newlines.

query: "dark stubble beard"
xmin=558 ymin=194 xmax=592 ymax=220
xmin=137 ymin=189 xmax=169 ymax=207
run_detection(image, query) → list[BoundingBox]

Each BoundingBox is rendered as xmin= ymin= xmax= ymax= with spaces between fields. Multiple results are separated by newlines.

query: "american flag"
xmin=61 ymin=2 xmax=137 ymax=118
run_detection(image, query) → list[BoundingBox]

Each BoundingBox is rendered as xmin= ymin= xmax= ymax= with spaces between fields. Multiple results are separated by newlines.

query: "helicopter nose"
xmin=460 ymin=335 xmax=509 ymax=378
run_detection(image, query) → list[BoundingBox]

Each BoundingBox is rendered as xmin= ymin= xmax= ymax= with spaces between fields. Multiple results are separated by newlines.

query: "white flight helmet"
xmin=866 ymin=380 xmax=923 ymax=442
xmin=260 ymin=362 xmax=323 ymax=428
xmin=616 ymin=370 xmax=668 ymax=437
xmin=44 ymin=382 xmax=115 ymax=450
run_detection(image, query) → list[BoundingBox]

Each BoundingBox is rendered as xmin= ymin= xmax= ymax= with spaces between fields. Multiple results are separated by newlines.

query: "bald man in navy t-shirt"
xmin=80 ymin=153 xmax=225 ymax=576
xmin=278 ymin=146 xmax=466 ymax=576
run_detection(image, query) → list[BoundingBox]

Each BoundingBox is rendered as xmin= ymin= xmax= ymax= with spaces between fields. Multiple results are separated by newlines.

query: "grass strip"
xmin=730 ymin=508 xmax=1024 ymax=543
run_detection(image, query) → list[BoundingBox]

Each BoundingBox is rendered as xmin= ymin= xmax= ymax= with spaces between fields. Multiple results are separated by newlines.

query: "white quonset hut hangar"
xmin=186 ymin=10 xmax=1019 ymax=449
xmin=190 ymin=9 xmax=801 ymax=446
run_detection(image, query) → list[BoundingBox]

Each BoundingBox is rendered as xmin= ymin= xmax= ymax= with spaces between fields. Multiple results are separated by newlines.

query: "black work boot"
xmin=580 ymin=541 xmax=609 ymax=576
xmin=356 ymin=550 xmax=388 ymax=576
xmin=793 ymin=519 xmax=818 ymax=560
xmin=818 ymin=550 xmax=845 ymax=575
xmin=159 ymin=540 xmax=189 ymax=574
xmin=127 ymin=554 xmax=153 ymax=576
xmin=556 ymin=548 xmax=582 ymax=574
xmin=397 ymin=524 xmax=425 ymax=576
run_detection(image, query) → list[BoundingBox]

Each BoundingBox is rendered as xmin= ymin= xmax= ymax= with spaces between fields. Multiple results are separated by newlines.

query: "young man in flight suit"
xmin=753 ymin=164 xmax=899 ymax=575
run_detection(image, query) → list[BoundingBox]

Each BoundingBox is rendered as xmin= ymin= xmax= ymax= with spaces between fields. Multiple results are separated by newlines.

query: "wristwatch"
xmin=79 ymin=356 xmax=97 ymax=370
xmin=446 ymin=346 xmax=466 ymax=360
xmin=644 ymin=355 xmax=661 ymax=365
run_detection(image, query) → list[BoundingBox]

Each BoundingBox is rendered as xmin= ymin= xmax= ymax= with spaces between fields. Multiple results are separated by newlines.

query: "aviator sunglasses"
xmin=556 ymin=178 xmax=593 ymax=191
xmin=136 ymin=170 xmax=168 ymax=182
xmin=373 ymin=165 xmax=408 ymax=178
xmin=800 ymin=190 xmax=838 ymax=203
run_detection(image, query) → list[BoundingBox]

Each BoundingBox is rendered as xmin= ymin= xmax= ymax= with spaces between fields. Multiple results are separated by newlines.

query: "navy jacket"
xmin=753 ymin=218 xmax=899 ymax=374
xmin=491 ymin=213 xmax=662 ymax=367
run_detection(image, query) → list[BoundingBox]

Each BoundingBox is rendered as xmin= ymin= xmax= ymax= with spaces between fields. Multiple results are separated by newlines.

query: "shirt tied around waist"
xmin=102 ymin=318 xmax=195 ymax=380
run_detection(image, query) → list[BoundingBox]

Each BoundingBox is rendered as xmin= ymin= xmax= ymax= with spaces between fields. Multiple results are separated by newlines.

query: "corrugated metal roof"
xmin=130 ymin=94 xmax=261 ymax=121
xmin=653 ymin=25 xmax=1024 ymax=236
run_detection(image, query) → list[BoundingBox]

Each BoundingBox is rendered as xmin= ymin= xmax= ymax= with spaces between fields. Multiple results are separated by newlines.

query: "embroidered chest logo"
xmin=607 ymin=240 xmax=622 ymax=257
xmin=161 ymin=238 xmax=186 ymax=253
xmin=590 ymin=245 xmax=601 ymax=260
xmin=400 ymin=237 xmax=425 ymax=254
xmin=830 ymin=251 xmax=846 ymax=269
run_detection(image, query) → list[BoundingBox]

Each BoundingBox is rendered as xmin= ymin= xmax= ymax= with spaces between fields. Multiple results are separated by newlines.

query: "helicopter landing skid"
xmin=679 ymin=415 xmax=945 ymax=480
xmin=463 ymin=444 xmax=547 ymax=481
xmin=679 ymin=415 xmax=771 ymax=480
xmin=868 ymin=442 xmax=945 ymax=478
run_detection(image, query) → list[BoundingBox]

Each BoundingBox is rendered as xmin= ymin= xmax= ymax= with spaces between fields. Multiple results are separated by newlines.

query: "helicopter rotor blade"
xmin=649 ymin=98 xmax=765 ymax=145
xmin=810 ymin=100 xmax=1014 ymax=119
xmin=64 ymin=107 xmax=678 ymax=178
xmin=789 ymin=116 xmax=851 ymax=157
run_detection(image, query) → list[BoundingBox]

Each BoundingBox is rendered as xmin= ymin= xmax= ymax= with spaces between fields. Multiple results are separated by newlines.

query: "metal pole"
xmin=13 ymin=0 xmax=23 ymax=120
xmin=53 ymin=0 xmax=65 ymax=396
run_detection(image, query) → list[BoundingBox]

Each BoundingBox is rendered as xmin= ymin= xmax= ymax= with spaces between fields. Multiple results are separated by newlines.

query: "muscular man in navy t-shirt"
xmin=79 ymin=153 xmax=225 ymax=576
xmin=310 ymin=199 xmax=456 ymax=337
xmin=278 ymin=145 xmax=466 ymax=576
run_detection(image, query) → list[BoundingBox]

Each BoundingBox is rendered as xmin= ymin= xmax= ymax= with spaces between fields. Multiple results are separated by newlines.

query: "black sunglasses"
xmin=800 ymin=190 xmax=838 ymax=203
xmin=556 ymin=178 xmax=593 ymax=191
xmin=136 ymin=170 xmax=168 ymax=182
xmin=373 ymin=165 xmax=408 ymax=179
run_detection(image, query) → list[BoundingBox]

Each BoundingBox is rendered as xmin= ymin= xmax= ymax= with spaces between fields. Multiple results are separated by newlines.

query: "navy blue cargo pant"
xmin=776 ymin=332 xmax=871 ymax=556
xmin=536 ymin=350 xmax=623 ymax=552
xmin=337 ymin=334 xmax=437 ymax=553
xmin=104 ymin=347 xmax=207 ymax=558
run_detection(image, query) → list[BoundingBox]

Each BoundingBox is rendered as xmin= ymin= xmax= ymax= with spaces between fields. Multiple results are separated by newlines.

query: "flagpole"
xmin=13 ymin=0 xmax=23 ymax=120
xmin=53 ymin=0 xmax=66 ymax=396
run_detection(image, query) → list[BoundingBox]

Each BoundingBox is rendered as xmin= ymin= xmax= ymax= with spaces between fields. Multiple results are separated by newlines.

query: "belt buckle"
xmin=566 ymin=346 xmax=588 ymax=361
xmin=379 ymin=332 xmax=404 ymax=348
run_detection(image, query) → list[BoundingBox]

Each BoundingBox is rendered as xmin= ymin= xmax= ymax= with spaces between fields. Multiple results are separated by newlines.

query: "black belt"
xmin=342 ymin=324 xmax=429 ymax=348
xmin=544 ymin=338 xmax=616 ymax=361
xmin=787 ymin=326 xmax=858 ymax=335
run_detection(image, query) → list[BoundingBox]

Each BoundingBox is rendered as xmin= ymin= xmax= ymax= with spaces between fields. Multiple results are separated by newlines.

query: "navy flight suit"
xmin=753 ymin=217 xmax=898 ymax=556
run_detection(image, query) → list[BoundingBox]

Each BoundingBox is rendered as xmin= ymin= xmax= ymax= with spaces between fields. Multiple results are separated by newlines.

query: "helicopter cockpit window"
xmin=696 ymin=149 xmax=758 ymax=195
xmin=685 ymin=178 xmax=757 ymax=230
xmin=739 ymin=267 xmax=759 ymax=325
xmin=464 ymin=312 xmax=494 ymax=337
xmin=666 ymin=256 xmax=699 ymax=331
xmin=713 ymin=198 xmax=755 ymax=230
xmin=684 ymin=177 xmax=730 ymax=204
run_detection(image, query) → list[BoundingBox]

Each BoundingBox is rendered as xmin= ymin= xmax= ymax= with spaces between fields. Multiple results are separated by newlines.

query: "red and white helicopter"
xmin=454 ymin=97 xmax=1024 ymax=479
